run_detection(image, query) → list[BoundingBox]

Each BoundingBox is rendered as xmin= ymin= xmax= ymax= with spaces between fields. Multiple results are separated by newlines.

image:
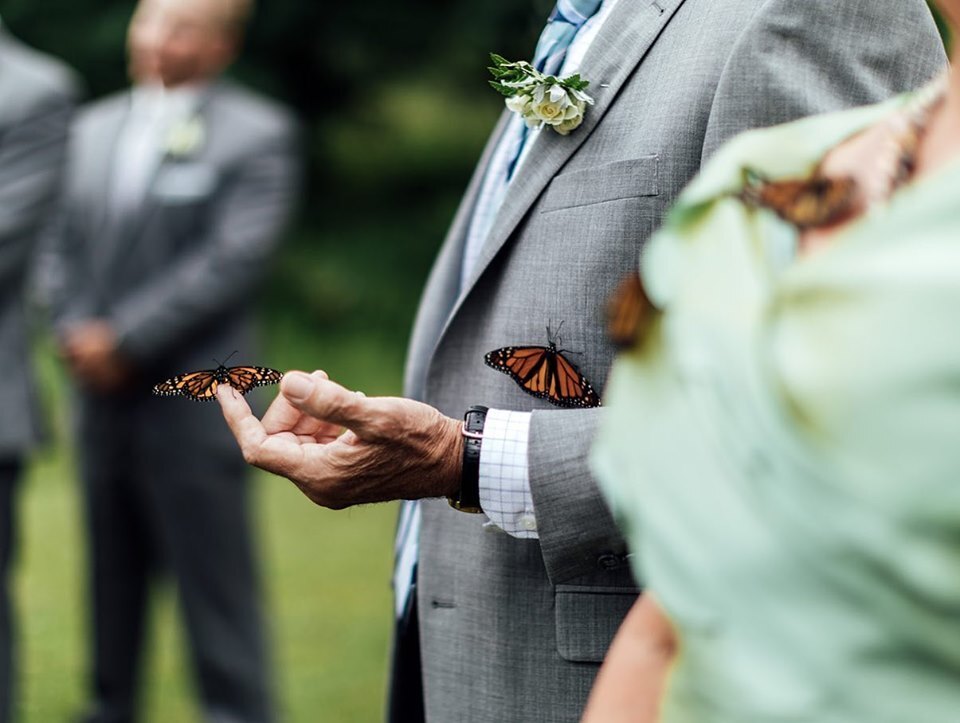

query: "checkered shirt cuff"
xmin=478 ymin=409 xmax=538 ymax=539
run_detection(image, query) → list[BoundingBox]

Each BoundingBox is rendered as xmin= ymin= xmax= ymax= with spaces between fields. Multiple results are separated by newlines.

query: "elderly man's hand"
xmin=60 ymin=320 xmax=134 ymax=393
xmin=216 ymin=370 xmax=464 ymax=509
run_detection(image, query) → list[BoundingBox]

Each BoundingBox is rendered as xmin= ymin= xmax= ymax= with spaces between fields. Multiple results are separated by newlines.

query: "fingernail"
xmin=282 ymin=371 xmax=313 ymax=402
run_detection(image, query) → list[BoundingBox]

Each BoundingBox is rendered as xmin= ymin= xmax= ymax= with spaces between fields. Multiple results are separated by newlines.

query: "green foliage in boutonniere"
xmin=488 ymin=53 xmax=595 ymax=135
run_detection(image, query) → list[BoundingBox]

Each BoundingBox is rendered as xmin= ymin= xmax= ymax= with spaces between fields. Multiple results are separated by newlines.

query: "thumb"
xmin=280 ymin=371 xmax=377 ymax=437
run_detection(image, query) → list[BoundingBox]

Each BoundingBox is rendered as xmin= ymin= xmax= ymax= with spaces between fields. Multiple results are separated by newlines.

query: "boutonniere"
xmin=488 ymin=53 xmax=594 ymax=136
xmin=164 ymin=114 xmax=206 ymax=159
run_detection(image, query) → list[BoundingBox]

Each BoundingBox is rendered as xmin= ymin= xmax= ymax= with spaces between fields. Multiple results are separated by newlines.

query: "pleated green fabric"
xmin=592 ymin=88 xmax=960 ymax=722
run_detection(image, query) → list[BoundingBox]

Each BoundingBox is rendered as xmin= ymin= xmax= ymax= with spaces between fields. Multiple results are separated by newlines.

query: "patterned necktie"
xmin=534 ymin=0 xmax=605 ymax=75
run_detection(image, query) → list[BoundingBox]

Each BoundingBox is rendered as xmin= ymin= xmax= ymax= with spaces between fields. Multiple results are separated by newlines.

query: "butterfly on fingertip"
xmin=739 ymin=167 xmax=857 ymax=230
xmin=153 ymin=354 xmax=282 ymax=402
xmin=485 ymin=324 xmax=601 ymax=409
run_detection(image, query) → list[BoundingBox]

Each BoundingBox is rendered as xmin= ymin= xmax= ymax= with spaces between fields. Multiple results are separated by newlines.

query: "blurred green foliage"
xmin=930 ymin=3 xmax=954 ymax=49
xmin=3 ymin=0 xmax=952 ymax=389
xmin=4 ymin=0 xmax=554 ymax=390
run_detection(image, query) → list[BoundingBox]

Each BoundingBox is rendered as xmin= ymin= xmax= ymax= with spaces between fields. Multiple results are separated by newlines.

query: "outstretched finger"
xmin=216 ymin=384 xmax=270 ymax=455
xmin=280 ymin=372 xmax=386 ymax=439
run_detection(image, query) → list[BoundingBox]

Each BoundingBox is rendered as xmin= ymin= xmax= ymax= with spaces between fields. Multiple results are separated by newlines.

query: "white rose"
xmin=521 ymin=110 xmax=543 ymax=129
xmin=530 ymin=88 xmax=568 ymax=125
xmin=569 ymin=87 xmax=594 ymax=106
xmin=554 ymin=106 xmax=585 ymax=135
xmin=501 ymin=76 xmax=593 ymax=135
xmin=548 ymin=84 xmax=567 ymax=104
xmin=533 ymin=101 xmax=564 ymax=124
xmin=505 ymin=94 xmax=531 ymax=115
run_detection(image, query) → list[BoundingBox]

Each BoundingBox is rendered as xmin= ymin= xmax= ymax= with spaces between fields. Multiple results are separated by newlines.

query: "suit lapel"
xmin=87 ymin=96 xmax=131 ymax=243
xmin=420 ymin=0 xmax=689 ymax=365
xmin=459 ymin=0 xmax=688 ymax=298
xmin=105 ymin=83 xmax=221 ymax=283
xmin=404 ymin=111 xmax=513 ymax=398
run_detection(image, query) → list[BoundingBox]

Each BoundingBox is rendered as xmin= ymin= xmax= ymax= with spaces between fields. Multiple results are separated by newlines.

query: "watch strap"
xmin=448 ymin=405 xmax=487 ymax=513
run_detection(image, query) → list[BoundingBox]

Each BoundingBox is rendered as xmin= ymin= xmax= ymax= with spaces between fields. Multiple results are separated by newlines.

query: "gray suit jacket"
xmin=49 ymin=79 xmax=299 ymax=445
xmin=402 ymin=1 xmax=945 ymax=721
xmin=0 ymin=29 xmax=77 ymax=457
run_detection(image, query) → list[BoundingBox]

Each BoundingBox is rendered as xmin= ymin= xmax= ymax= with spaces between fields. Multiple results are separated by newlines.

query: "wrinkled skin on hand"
xmin=216 ymin=370 xmax=463 ymax=509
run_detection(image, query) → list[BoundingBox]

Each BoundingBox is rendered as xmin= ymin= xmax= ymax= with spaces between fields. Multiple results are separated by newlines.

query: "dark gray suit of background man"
xmin=214 ymin=1 xmax=945 ymax=721
xmin=0 ymin=23 xmax=77 ymax=723
xmin=46 ymin=1 xmax=299 ymax=721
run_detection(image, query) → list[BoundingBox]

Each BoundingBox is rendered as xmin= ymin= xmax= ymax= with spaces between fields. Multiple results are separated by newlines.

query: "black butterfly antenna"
xmin=546 ymin=320 xmax=565 ymax=348
xmin=213 ymin=350 xmax=239 ymax=367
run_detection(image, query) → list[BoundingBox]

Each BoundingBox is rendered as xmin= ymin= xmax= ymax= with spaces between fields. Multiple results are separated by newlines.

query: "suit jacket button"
xmin=596 ymin=553 xmax=622 ymax=571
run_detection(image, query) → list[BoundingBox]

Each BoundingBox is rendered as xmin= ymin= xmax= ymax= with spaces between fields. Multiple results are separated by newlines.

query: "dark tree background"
xmin=2 ymin=0 xmax=559 ymax=390
xmin=3 ymin=0 xmax=553 ymax=218
xmin=1 ymin=0 xmax=951 ymax=391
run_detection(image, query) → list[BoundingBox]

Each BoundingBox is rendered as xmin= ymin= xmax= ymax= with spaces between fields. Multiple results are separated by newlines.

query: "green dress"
xmin=591 ymin=90 xmax=960 ymax=723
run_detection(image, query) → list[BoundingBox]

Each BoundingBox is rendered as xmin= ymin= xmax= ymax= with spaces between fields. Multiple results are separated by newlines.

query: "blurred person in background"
xmin=0 ymin=19 xmax=78 ymax=723
xmin=587 ymin=1 xmax=960 ymax=721
xmin=44 ymin=0 xmax=299 ymax=721
xmin=215 ymin=1 xmax=945 ymax=721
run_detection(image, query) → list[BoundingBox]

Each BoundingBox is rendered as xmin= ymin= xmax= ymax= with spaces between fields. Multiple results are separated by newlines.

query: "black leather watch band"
xmin=448 ymin=405 xmax=487 ymax=514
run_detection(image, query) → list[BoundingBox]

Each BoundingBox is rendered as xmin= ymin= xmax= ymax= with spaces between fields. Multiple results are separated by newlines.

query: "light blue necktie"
xmin=535 ymin=0 xmax=605 ymax=74
xmin=506 ymin=0 xmax=604 ymax=179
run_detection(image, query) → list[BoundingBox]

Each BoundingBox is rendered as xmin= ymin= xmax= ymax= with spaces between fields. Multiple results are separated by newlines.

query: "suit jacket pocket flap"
xmin=555 ymin=585 xmax=641 ymax=663
xmin=540 ymin=156 xmax=659 ymax=213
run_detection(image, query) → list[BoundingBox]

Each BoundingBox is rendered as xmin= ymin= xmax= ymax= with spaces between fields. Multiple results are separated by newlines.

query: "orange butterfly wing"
xmin=153 ymin=370 xmax=218 ymax=401
xmin=153 ymin=365 xmax=283 ymax=402
xmin=485 ymin=345 xmax=600 ymax=408
xmin=226 ymin=366 xmax=284 ymax=395
xmin=741 ymin=171 xmax=857 ymax=229
xmin=606 ymin=270 xmax=656 ymax=349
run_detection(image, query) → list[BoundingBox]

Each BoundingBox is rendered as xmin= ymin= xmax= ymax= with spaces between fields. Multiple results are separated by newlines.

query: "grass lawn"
xmin=11 ymin=76 xmax=487 ymax=721
xmin=14 ymin=340 xmax=400 ymax=722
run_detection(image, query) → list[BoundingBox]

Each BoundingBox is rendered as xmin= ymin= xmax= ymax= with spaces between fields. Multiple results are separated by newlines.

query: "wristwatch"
xmin=447 ymin=405 xmax=487 ymax=514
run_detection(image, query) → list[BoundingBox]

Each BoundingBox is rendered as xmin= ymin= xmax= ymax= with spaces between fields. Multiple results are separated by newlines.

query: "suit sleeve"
xmin=110 ymin=117 xmax=301 ymax=363
xmin=526 ymin=0 xmax=947 ymax=586
xmin=0 ymin=90 xmax=74 ymax=289
xmin=528 ymin=406 xmax=626 ymax=583
xmin=700 ymin=0 xmax=946 ymax=161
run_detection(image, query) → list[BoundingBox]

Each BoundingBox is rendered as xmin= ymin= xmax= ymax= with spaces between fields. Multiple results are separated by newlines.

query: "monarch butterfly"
xmin=606 ymin=270 xmax=657 ymax=350
xmin=740 ymin=168 xmax=857 ymax=229
xmin=485 ymin=325 xmax=601 ymax=409
xmin=153 ymin=360 xmax=283 ymax=402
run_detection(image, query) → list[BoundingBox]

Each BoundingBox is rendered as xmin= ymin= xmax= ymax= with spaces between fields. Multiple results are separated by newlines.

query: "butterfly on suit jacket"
xmin=153 ymin=356 xmax=282 ymax=402
xmin=484 ymin=325 xmax=601 ymax=409
xmin=739 ymin=167 xmax=857 ymax=230
xmin=606 ymin=270 xmax=657 ymax=350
